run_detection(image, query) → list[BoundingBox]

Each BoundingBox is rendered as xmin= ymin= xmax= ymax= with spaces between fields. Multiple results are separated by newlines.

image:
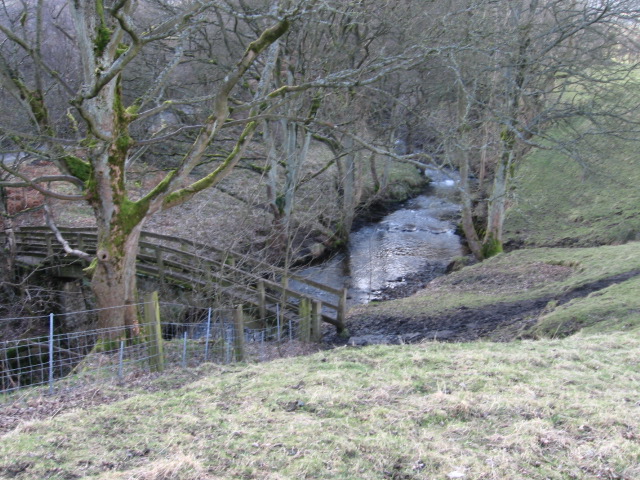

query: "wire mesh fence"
xmin=1 ymin=297 xmax=315 ymax=403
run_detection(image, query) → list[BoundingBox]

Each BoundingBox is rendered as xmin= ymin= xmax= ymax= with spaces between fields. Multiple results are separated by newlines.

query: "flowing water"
xmin=292 ymin=168 xmax=463 ymax=306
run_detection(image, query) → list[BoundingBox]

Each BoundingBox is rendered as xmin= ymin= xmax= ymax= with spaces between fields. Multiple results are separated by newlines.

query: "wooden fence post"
xmin=298 ymin=298 xmax=311 ymax=343
xmin=144 ymin=291 xmax=164 ymax=372
xmin=233 ymin=305 xmax=245 ymax=362
xmin=311 ymin=300 xmax=322 ymax=343
xmin=257 ymin=280 xmax=266 ymax=320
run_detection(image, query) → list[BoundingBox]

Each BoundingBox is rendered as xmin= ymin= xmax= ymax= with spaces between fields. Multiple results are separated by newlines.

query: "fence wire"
xmin=1 ymin=301 xmax=310 ymax=403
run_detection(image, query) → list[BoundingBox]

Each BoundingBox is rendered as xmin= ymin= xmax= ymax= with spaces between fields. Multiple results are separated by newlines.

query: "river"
xmin=292 ymin=168 xmax=463 ymax=306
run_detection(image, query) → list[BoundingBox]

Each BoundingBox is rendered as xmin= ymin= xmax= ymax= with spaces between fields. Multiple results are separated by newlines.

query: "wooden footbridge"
xmin=7 ymin=226 xmax=347 ymax=333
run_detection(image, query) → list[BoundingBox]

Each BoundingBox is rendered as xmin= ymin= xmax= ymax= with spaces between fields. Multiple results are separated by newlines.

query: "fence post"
xmin=182 ymin=331 xmax=188 ymax=368
xmin=276 ymin=304 xmax=281 ymax=342
xmin=338 ymin=288 xmax=348 ymax=330
xmin=257 ymin=280 xmax=266 ymax=320
xmin=311 ymin=300 xmax=322 ymax=343
xmin=281 ymin=276 xmax=289 ymax=316
xmin=204 ymin=307 xmax=212 ymax=362
xmin=118 ymin=340 xmax=125 ymax=379
xmin=144 ymin=291 xmax=164 ymax=372
xmin=298 ymin=299 xmax=311 ymax=343
xmin=48 ymin=313 xmax=54 ymax=394
xmin=233 ymin=305 xmax=245 ymax=362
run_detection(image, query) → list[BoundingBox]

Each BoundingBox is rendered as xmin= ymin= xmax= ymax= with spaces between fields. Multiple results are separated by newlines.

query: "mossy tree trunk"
xmin=66 ymin=3 xmax=290 ymax=335
xmin=482 ymin=133 xmax=515 ymax=258
xmin=458 ymin=147 xmax=485 ymax=261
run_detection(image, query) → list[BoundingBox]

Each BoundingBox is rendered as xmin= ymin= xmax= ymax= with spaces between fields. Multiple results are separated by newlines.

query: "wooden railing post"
xmin=338 ymin=288 xmax=348 ymax=328
xmin=155 ymin=246 xmax=165 ymax=285
xmin=257 ymin=280 xmax=266 ymax=320
xmin=298 ymin=298 xmax=311 ymax=343
xmin=311 ymin=300 xmax=322 ymax=343
xmin=233 ymin=305 xmax=245 ymax=362
xmin=144 ymin=291 xmax=164 ymax=372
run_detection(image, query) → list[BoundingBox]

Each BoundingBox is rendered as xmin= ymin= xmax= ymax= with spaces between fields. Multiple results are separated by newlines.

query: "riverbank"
xmin=336 ymin=242 xmax=640 ymax=345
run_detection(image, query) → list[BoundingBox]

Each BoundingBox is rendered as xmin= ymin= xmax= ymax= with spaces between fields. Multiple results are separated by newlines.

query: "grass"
xmin=1 ymin=333 xmax=639 ymax=479
xmin=504 ymin=126 xmax=640 ymax=248
xmin=531 ymin=275 xmax=640 ymax=338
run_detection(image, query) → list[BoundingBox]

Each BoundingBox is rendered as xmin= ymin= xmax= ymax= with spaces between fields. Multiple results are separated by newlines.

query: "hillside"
xmin=504 ymin=126 xmax=640 ymax=249
xmin=1 ymin=333 xmax=639 ymax=479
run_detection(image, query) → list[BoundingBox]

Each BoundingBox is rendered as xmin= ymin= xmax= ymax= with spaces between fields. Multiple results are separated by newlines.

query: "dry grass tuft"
xmin=104 ymin=452 xmax=210 ymax=480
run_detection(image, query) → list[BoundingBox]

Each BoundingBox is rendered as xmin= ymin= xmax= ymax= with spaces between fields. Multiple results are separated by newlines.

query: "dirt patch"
xmin=331 ymin=269 xmax=640 ymax=345
xmin=428 ymin=261 xmax=575 ymax=295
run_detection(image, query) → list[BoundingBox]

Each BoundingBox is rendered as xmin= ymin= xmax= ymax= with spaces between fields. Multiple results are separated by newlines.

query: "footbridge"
xmin=6 ymin=226 xmax=347 ymax=332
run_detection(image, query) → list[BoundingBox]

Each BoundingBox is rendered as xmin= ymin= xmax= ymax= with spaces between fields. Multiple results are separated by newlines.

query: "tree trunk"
xmin=0 ymin=187 xmax=16 ymax=288
xmin=458 ymin=148 xmax=485 ymax=260
xmin=91 ymin=224 xmax=143 ymax=337
xmin=337 ymin=138 xmax=360 ymax=241
xmin=483 ymin=138 xmax=515 ymax=257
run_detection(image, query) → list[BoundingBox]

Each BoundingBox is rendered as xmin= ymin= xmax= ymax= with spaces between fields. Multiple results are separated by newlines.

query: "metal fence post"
xmin=204 ymin=307 xmax=212 ymax=362
xmin=182 ymin=331 xmax=188 ymax=368
xmin=48 ymin=313 xmax=54 ymax=395
xmin=118 ymin=340 xmax=125 ymax=379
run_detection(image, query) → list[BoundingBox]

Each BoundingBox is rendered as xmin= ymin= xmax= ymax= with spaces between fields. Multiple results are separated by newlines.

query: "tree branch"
xmin=44 ymin=203 xmax=92 ymax=259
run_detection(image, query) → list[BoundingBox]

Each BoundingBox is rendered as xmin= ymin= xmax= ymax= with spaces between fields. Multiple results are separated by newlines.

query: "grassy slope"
xmin=1 ymin=333 xmax=639 ymax=480
xmin=504 ymin=128 xmax=640 ymax=248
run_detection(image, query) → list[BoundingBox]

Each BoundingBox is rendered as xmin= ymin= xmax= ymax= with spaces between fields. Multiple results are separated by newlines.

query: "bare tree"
xmin=0 ymin=0 xmax=428 ymax=334
xmin=424 ymin=0 xmax=640 ymax=259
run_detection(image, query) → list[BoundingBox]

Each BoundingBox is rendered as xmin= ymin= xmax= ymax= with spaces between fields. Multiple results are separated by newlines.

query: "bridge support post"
xmin=338 ymin=288 xmax=348 ymax=329
xmin=280 ymin=276 xmax=289 ymax=320
xmin=154 ymin=246 xmax=165 ymax=285
xmin=46 ymin=235 xmax=53 ymax=257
